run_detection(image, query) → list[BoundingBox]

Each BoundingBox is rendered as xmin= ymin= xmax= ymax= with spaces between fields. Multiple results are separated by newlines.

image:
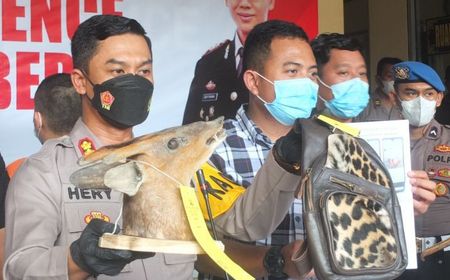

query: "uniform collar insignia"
xmin=78 ymin=137 xmax=96 ymax=156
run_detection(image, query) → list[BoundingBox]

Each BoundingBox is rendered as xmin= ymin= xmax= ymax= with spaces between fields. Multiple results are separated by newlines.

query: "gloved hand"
xmin=273 ymin=118 xmax=302 ymax=174
xmin=70 ymin=218 xmax=154 ymax=276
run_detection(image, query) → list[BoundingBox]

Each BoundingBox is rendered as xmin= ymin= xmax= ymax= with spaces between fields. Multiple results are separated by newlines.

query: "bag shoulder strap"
xmin=299 ymin=118 xmax=331 ymax=176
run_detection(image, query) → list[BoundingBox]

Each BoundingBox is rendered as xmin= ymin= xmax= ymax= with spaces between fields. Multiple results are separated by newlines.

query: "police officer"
xmin=355 ymin=57 xmax=404 ymax=121
xmin=7 ymin=73 xmax=81 ymax=178
xmin=392 ymin=61 xmax=450 ymax=280
xmin=4 ymin=15 xmax=195 ymax=279
xmin=182 ymin=0 xmax=275 ymax=124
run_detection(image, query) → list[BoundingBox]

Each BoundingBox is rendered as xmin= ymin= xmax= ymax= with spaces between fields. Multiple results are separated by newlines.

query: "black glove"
xmin=273 ymin=118 xmax=302 ymax=174
xmin=70 ymin=218 xmax=154 ymax=276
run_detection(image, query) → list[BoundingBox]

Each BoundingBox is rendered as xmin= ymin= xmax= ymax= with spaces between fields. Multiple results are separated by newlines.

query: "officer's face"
xmin=396 ymin=82 xmax=443 ymax=106
xmin=72 ymin=33 xmax=153 ymax=99
xmin=379 ymin=63 xmax=395 ymax=82
xmin=226 ymin=0 xmax=274 ymax=41
xmin=254 ymin=37 xmax=318 ymax=103
xmin=318 ymin=49 xmax=367 ymax=101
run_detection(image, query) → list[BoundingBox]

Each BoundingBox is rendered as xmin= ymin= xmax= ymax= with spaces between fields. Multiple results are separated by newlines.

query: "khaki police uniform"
xmin=4 ymin=119 xmax=195 ymax=280
xmin=412 ymin=119 xmax=450 ymax=237
xmin=355 ymin=88 xmax=403 ymax=122
xmin=397 ymin=119 xmax=450 ymax=280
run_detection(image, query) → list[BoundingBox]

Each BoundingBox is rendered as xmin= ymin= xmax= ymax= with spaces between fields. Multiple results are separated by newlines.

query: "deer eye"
xmin=167 ymin=138 xmax=179 ymax=150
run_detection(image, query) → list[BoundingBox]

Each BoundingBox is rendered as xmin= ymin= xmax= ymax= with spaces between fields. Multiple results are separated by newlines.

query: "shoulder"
xmin=11 ymin=136 xmax=74 ymax=186
xmin=199 ymin=39 xmax=232 ymax=60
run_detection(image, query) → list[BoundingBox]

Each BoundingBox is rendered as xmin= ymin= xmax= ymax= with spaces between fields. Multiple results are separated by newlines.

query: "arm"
xmin=214 ymin=151 xmax=301 ymax=241
xmin=214 ymin=122 xmax=302 ymax=241
xmin=408 ymin=170 xmax=436 ymax=215
xmin=196 ymin=239 xmax=309 ymax=279
xmin=4 ymin=154 xmax=152 ymax=280
xmin=4 ymin=156 xmax=71 ymax=279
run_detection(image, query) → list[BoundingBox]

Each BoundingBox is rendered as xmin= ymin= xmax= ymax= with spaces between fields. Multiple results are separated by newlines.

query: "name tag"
xmin=202 ymin=92 xmax=218 ymax=102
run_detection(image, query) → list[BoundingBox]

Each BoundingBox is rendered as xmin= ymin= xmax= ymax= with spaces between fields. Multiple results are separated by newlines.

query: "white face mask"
xmin=400 ymin=96 xmax=436 ymax=127
xmin=382 ymin=80 xmax=395 ymax=95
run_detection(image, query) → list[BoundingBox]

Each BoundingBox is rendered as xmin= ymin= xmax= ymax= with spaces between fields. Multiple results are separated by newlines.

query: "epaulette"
xmin=202 ymin=39 xmax=231 ymax=58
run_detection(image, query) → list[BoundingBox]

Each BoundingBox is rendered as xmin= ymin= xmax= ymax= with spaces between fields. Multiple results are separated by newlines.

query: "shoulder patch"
xmin=427 ymin=126 xmax=439 ymax=139
xmin=202 ymin=39 xmax=231 ymax=58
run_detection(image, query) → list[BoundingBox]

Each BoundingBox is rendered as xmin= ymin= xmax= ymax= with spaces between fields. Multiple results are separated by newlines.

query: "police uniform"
xmin=355 ymin=87 xmax=403 ymax=122
xmin=4 ymin=119 xmax=195 ymax=280
xmin=392 ymin=62 xmax=450 ymax=280
xmin=182 ymin=37 xmax=248 ymax=124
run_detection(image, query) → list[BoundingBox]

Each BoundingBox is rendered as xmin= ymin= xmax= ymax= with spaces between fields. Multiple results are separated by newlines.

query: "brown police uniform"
xmin=397 ymin=119 xmax=450 ymax=280
xmin=412 ymin=119 xmax=450 ymax=236
xmin=355 ymin=88 xmax=403 ymax=122
xmin=4 ymin=119 xmax=196 ymax=280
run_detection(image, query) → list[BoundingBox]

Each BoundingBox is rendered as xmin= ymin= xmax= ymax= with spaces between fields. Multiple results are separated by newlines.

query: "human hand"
xmin=408 ymin=170 xmax=436 ymax=215
xmin=70 ymin=219 xmax=154 ymax=276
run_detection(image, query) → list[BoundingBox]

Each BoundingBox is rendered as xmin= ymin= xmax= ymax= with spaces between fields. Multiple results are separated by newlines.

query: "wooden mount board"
xmin=99 ymin=234 xmax=224 ymax=254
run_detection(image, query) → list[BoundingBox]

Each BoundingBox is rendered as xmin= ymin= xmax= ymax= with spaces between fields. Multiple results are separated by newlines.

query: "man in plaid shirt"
xmin=196 ymin=20 xmax=319 ymax=280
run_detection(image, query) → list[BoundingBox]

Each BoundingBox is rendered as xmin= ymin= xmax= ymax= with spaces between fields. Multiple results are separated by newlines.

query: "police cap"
xmin=392 ymin=61 xmax=445 ymax=92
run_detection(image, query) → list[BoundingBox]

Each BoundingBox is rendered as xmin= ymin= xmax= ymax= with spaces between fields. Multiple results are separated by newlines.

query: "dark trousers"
xmin=396 ymin=250 xmax=450 ymax=280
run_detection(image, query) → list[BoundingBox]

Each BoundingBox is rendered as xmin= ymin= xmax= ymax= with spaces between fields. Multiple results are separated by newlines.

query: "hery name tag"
xmin=202 ymin=92 xmax=218 ymax=102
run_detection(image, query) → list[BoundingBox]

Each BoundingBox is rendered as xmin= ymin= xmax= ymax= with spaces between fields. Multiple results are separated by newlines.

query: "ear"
xmin=71 ymin=69 xmax=88 ymax=96
xmin=268 ymin=0 xmax=275 ymax=10
xmin=436 ymin=92 xmax=444 ymax=107
xmin=33 ymin=111 xmax=42 ymax=129
xmin=243 ymin=70 xmax=260 ymax=98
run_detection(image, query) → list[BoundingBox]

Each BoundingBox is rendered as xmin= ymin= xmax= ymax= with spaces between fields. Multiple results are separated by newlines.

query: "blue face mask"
xmin=318 ymin=77 xmax=369 ymax=119
xmin=254 ymin=72 xmax=318 ymax=126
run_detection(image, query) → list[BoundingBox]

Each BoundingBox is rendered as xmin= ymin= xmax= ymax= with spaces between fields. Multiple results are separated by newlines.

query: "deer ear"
xmin=70 ymin=161 xmax=145 ymax=197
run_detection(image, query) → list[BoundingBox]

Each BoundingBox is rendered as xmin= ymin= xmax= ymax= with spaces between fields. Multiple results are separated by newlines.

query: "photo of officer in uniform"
xmin=182 ymin=0 xmax=275 ymax=124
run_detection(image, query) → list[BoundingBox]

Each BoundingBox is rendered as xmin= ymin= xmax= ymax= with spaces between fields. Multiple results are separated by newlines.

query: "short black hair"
xmin=243 ymin=20 xmax=309 ymax=74
xmin=71 ymin=15 xmax=152 ymax=73
xmin=311 ymin=33 xmax=363 ymax=73
xmin=376 ymin=57 xmax=402 ymax=77
xmin=34 ymin=73 xmax=81 ymax=134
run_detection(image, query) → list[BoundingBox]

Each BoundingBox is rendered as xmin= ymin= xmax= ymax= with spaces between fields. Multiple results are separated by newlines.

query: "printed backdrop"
xmin=0 ymin=0 xmax=318 ymax=164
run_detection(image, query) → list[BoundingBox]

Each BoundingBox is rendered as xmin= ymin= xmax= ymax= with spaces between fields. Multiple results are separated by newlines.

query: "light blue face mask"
xmin=254 ymin=72 xmax=318 ymax=126
xmin=318 ymin=77 xmax=369 ymax=119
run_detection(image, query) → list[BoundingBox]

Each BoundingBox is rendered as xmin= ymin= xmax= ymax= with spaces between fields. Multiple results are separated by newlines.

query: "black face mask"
xmin=89 ymin=74 xmax=154 ymax=127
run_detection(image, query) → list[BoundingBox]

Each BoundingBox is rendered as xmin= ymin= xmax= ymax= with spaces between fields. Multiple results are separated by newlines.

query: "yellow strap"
xmin=180 ymin=185 xmax=254 ymax=280
xmin=317 ymin=114 xmax=360 ymax=137
xmin=195 ymin=163 xmax=245 ymax=220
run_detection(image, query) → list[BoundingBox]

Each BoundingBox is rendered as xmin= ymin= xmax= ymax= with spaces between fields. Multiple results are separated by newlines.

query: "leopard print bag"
xmin=299 ymin=118 xmax=407 ymax=280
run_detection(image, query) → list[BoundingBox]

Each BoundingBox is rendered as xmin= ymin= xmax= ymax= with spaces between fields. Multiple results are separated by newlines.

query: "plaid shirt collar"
xmin=236 ymin=105 xmax=273 ymax=148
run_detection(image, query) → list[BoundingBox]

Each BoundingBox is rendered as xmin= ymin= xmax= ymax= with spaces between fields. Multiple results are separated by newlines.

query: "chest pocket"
xmin=62 ymin=184 xmax=133 ymax=273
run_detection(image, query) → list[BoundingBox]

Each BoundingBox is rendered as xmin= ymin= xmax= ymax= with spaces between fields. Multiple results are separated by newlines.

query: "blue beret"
xmin=392 ymin=61 xmax=445 ymax=92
